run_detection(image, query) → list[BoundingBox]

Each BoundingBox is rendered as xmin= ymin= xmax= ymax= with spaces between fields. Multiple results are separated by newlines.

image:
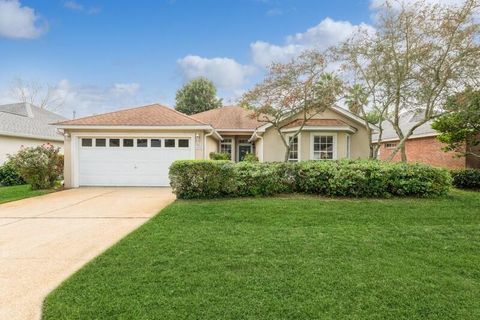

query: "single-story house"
xmin=56 ymin=103 xmax=371 ymax=187
xmin=374 ymin=112 xmax=480 ymax=169
xmin=0 ymin=102 xmax=66 ymax=164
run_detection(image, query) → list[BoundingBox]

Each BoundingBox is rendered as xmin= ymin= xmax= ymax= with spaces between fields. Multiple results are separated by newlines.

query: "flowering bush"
xmin=9 ymin=144 xmax=63 ymax=190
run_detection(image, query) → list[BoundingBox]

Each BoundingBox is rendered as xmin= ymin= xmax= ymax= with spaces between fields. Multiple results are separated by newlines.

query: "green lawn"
xmin=43 ymin=190 xmax=480 ymax=319
xmin=0 ymin=184 xmax=55 ymax=204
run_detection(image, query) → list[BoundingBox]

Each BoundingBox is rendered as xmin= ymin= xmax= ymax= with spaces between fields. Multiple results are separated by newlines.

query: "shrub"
xmin=8 ymin=144 xmax=63 ymax=190
xmin=451 ymin=169 xmax=480 ymax=189
xmin=0 ymin=160 xmax=25 ymax=186
xmin=234 ymin=162 xmax=295 ymax=196
xmin=242 ymin=153 xmax=259 ymax=162
xmin=169 ymin=160 xmax=452 ymax=199
xmin=209 ymin=152 xmax=231 ymax=160
xmin=169 ymin=160 xmax=236 ymax=199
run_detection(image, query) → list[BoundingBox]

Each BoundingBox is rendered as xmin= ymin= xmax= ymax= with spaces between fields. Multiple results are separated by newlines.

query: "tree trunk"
xmin=400 ymin=144 xmax=407 ymax=162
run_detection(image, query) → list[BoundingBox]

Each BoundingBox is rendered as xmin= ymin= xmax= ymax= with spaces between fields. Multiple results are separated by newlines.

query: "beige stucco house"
xmin=0 ymin=103 xmax=66 ymax=164
xmin=56 ymin=104 xmax=371 ymax=188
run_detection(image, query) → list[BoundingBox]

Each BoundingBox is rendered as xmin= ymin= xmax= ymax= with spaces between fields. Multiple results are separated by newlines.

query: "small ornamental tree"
xmin=9 ymin=144 xmax=64 ymax=190
xmin=175 ymin=77 xmax=223 ymax=115
xmin=241 ymin=51 xmax=343 ymax=162
xmin=432 ymin=88 xmax=480 ymax=158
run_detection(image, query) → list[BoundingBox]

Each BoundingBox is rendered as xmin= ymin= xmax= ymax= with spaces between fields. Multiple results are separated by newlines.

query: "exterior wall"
xmin=261 ymin=109 xmax=370 ymax=162
xmin=62 ymin=128 xmax=209 ymax=188
xmin=0 ymin=135 xmax=63 ymax=164
xmin=378 ymin=136 xmax=466 ymax=169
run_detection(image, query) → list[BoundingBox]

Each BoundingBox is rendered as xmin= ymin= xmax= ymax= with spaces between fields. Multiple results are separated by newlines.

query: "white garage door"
xmin=78 ymin=137 xmax=194 ymax=186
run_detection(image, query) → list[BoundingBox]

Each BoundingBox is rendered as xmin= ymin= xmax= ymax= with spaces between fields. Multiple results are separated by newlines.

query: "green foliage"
xmin=169 ymin=160 xmax=236 ymax=199
xmin=8 ymin=144 xmax=64 ymax=190
xmin=242 ymin=153 xmax=258 ymax=162
xmin=432 ymin=88 xmax=480 ymax=158
xmin=0 ymin=160 xmax=25 ymax=186
xmin=234 ymin=162 xmax=295 ymax=196
xmin=209 ymin=152 xmax=231 ymax=160
xmin=450 ymin=169 xmax=480 ymax=190
xmin=174 ymin=77 xmax=222 ymax=115
xmin=169 ymin=160 xmax=452 ymax=199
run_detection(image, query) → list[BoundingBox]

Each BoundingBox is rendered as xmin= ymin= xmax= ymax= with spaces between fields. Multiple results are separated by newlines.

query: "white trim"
xmin=216 ymin=129 xmax=256 ymax=132
xmin=70 ymin=132 xmax=195 ymax=188
xmin=281 ymin=125 xmax=355 ymax=133
xmin=57 ymin=124 xmax=213 ymax=130
xmin=254 ymin=106 xmax=374 ymax=132
xmin=0 ymin=130 xmax=64 ymax=142
xmin=310 ymin=132 xmax=338 ymax=160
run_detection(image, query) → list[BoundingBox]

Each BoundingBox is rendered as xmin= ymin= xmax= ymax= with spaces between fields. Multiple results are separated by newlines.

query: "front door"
xmin=238 ymin=144 xmax=252 ymax=161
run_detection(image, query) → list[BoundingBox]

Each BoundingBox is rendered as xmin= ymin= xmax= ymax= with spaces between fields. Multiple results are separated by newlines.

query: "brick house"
xmin=374 ymin=112 xmax=480 ymax=169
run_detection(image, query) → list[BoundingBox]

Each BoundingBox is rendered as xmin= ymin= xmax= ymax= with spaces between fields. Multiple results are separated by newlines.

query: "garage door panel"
xmin=78 ymin=137 xmax=193 ymax=187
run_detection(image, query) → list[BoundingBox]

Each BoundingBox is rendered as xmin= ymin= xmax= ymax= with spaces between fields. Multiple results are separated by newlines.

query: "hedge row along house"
xmin=55 ymin=104 xmax=371 ymax=188
xmin=374 ymin=112 xmax=480 ymax=170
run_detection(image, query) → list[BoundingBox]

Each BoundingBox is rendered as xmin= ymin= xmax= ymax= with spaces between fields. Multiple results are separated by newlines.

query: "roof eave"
xmin=0 ymin=130 xmax=64 ymax=142
xmin=56 ymin=124 xmax=214 ymax=130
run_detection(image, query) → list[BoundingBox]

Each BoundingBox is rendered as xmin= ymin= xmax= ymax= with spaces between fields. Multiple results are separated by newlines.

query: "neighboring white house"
xmin=0 ymin=103 xmax=67 ymax=164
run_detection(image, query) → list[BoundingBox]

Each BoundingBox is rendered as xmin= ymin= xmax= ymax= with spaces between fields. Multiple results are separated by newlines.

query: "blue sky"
xmin=0 ymin=0 xmax=375 ymax=118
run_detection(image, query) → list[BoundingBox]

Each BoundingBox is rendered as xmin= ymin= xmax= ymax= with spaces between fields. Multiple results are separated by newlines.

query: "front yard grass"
xmin=43 ymin=190 xmax=480 ymax=319
xmin=0 ymin=184 xmax=55 ymax=204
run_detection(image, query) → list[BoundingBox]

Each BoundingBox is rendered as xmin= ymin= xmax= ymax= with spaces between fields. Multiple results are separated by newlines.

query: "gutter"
xmin=204 ymin=129 xmax=215 ymax=159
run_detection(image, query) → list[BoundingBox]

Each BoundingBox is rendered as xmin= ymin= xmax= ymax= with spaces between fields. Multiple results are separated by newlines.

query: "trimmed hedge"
xmin=451 ymin=169 xmax=480 ymax=189
xmin=170 ymin=160 xmax=452 ymax=199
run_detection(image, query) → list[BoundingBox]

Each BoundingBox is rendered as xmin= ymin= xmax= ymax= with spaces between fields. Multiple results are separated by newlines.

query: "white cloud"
xmin=111 ymin=83 xmax=140 ymax=95
xmin=0 ymin=0 xmax=47 ymax=39
xmin=64 ymin=0 xmax=101 ymax=15
xmin=266 ymin=8 xmax=283 ymax=16
xmin=177 ymin=55 xmax=255 ymax=90
xmin=250 ymin=17 xmax=375 ymax=67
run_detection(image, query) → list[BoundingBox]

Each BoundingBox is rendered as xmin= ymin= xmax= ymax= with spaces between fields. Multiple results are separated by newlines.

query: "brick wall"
xmin=378 ymin=136 xmax=466 ymax=169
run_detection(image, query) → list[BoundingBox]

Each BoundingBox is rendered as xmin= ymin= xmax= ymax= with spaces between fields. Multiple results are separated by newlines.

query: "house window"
xmin=81 ymin=138 xmax=92 ymax=147
xmin=178 ymin=139 xmax=189 ymax=148
xmin=109 ymin=139 xmax=120 ymax=147
xmin=137 ymin=139 xmax=148 ymax=147
xmin=95 ymin=139 xmax=106 ymax=147
xmin=313 ymin=135 xmax=334 ymax=160
xmin=123 ymin=139 xmax=134 ymax=147
xmin=346 ymin=135 xmax=351 ymax=158
xmin=385 ymin=143 xmax=397 ymax=149
xmin=220 ymin=138 xmax=233 ymax=157
xmin=288 ymin=136 xmax=298 ymax=161
xmin=151 ymin=139 xmax=161 ymax=147
xmin=165 ymin=139 xmax=175 ymax=148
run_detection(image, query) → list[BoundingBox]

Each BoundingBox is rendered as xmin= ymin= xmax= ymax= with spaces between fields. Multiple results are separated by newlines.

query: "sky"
xmin=0 ymin=0 xmax=455 ymax=118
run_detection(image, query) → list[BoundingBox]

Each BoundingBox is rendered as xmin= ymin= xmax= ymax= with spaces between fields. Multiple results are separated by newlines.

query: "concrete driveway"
xmin=0 ymin=187 xmax=175 ymax=320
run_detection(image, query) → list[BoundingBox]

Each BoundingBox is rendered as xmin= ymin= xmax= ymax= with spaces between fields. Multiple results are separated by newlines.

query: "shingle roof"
xmin=282 ymin=118 xmax=350 ymax=129
xmin=0 ymin=103 xmax=67 ymax=140
xmin=56 ymin=104 xmax=208 ymax=126
xmin=373 ymin=111 xmax=437 ymax=142
xmin=191 ymin=106 xmax=261 ymax=130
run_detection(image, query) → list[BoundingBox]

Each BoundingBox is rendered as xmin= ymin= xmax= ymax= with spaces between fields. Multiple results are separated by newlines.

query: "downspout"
xmin=204 ymin=129 xmax=215 ymax=159
xmin=257 ymin=135 xmax=264 ymax=162
xmin=249 ymin=130 xmax=264 ymax=162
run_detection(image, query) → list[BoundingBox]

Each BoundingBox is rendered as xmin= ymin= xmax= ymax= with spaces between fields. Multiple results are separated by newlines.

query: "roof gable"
xmin=0 ymin=103 xmax=67 ymax=140
xmin=56 ymin=104 xmax=208 ymax=127
xmin=191 ymin=106 xmax=261 ymax=130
